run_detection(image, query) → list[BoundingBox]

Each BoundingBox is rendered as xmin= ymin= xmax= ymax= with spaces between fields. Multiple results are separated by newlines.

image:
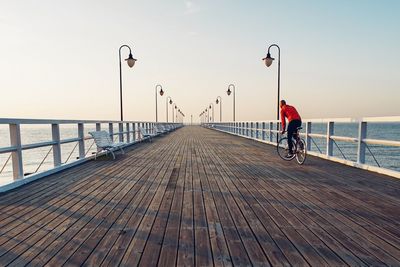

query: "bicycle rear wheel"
xmin=295 ymin=139 xmax=307 ymax=164
xmin=277 ymin=137 xmax=295 ymax=161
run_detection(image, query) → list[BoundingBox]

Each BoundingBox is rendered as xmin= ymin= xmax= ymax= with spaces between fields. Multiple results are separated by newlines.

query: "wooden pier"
xmin=0 ymin=126 xmax=399 ymax=266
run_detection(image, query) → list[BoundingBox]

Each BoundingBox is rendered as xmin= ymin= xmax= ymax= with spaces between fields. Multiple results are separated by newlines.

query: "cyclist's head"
xmin=280 ymin=100 xmax=286 ymax=108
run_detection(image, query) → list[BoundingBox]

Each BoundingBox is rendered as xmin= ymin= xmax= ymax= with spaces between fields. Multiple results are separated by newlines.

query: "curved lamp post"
xmin=166 ymin=96 xmax=172 ymax=122
xmin=174 ymin=105 xmax=178 ymax=123
xmin=209 ymin=103 xmax=214 ymax=122
xmin=119 ymin=45 xmax=137 ymax=121
xmin=155 ymin=84 xmax=164 ymax=122
xmin=227 ymin=84 xmax=236 ymax=121
xmin=216 ymin=96 xmax=222 ymax=122
xmin=263 ymin=43 xmax=280 ymax=142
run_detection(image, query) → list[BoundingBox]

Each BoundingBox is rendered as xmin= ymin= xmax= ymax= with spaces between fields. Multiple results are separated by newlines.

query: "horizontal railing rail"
xmin=203 ymin=116 xmax=400 ymax=178
xmin=0 ymin=118 xmax=182 ymax=191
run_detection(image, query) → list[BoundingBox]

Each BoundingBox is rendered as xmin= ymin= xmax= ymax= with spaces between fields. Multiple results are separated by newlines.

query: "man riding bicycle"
xmin=280 ymin=100 xmax=302 ymax=158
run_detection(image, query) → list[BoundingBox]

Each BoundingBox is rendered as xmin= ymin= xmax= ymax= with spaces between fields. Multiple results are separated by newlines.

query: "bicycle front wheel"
xmin=277 ymin=137 xmax=295 ymax=161
xmin=295 ymin=139 xmax=307 ymax=165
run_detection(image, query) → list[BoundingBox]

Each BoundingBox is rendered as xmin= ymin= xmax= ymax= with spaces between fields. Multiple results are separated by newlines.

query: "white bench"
xmin=88 ymin=130 xmax=125 ymax=160
xmin=139 ymin=127 xmax=156 ymax=142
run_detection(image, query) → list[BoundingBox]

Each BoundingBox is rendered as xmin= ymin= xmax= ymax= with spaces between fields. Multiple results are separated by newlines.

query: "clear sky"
xmin=0 ymin=0 xmax=399 ymax=122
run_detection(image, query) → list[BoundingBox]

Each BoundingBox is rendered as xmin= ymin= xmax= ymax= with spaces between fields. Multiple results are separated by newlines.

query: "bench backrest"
xmin=139 ymin=127 xmax=148 ymax=136
xmin=89 ymin=131 xmax=113 ymax=148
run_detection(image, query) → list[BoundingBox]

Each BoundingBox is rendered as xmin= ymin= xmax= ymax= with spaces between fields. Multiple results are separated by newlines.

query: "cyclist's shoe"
xmin=285 ymin=152 xmax=294 ymax=158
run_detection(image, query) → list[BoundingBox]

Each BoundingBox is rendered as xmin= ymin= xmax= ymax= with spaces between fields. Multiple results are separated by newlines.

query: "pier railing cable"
xmin=203 ymin=116 xmax=400 ymax=178
xmin=0 ymin=154 xmax=12 ymax=175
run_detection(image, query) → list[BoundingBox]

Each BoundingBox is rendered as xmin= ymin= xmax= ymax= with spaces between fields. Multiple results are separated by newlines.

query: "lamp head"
xmin=126 ymin=53 xmax=137 ymax=68
xmin=263 ymin=52 xmax=274 ymax=67
xmin=209 ymin=105 xmax=212 ymax=109
xmin=227 ymin=88 xmax=231 ymax=96
xmin=169 ymin=99 xmax=173 ymax=104
xmin=216 ymin=99 xmax=219 ymax=104
xmin=159 ymin=88 xmax=164 ymax=96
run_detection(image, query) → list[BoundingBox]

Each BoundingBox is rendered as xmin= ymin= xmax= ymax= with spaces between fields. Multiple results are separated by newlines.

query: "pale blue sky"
xmin=0 ymin=0 xmax=399 ymax=122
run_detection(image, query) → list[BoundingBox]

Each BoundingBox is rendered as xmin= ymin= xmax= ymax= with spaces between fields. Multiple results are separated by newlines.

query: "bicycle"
xmin=277 ymin=127 xmax=307 ymax=164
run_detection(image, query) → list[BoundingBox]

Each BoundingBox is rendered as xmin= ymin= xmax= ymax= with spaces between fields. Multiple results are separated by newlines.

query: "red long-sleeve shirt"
xmin=280 ymin=105 xmax=301 ymax=130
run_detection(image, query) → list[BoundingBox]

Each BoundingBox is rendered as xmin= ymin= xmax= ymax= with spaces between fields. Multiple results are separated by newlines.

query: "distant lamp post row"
xmin=177 ymin=109 xmax=185 ymax=123
xmin=118 ymin=44 xmax=137 ymax=121
xmin=199 ymin=111 xmax=205 ymax=123
xmin=263 ymin=43 xmax=280 ymax=142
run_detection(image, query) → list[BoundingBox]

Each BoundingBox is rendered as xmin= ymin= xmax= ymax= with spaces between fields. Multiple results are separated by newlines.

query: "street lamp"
xmin=209 ymin=103 xmax=214 ymax=122
xmin=263 ymin=43 xmax=281 ymax=142
xmin=173 ymin=104 xmax=177 ymax=123
xmin=227 ymin=84 xmax=236 ymax=121
xmin=119 ymin=45 xmax=137 ymax=121
xmin=215 ymin=96 xmax=222 ymax=122
xmin=166 ymin=96 xmax=172 ymax=122
xmin=155 ymin=84 xmax=164 ymax=122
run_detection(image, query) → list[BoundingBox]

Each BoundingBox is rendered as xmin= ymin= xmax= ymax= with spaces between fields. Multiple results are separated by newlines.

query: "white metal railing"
xmin=203 ymin=116 xmax=400 ymax=178
xmin=0 ymin=118 xmax=182 ymax=191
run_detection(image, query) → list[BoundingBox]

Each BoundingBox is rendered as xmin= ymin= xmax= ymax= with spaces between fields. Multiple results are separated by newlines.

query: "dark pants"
xmin=287 ymin=120 xmax=302 ymax=153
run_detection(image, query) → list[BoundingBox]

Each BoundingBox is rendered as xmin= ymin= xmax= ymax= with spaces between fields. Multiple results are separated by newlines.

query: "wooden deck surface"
xmin=1 ymin=126 xmax=400 ymax=266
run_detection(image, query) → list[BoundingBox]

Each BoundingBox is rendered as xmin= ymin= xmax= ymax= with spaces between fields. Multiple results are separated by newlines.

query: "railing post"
xmin=9 ymin=123 xmax=23 ymax=180
xmin=327 ymin=122 xmax=334 ymax=156
xmin=51 ymin=123 xmax=62 ymax=167
xmin=250 ymin=122 xmax=254 ymax=138
xmin=126 ymin=123 xmax=130 ymax=143
xmin=245 ymin=122 xmax=249 ymax=136
xmin=262 ymin=122 xmax=266 ymax=140
xmin=109 ymin=123 xmax=114 ymax=141
xmin=269 ymin=122 xmax=273 ymax=143
xmin=95 ymin=123 xmax=101 ymax=152
xmin=256 ymin=122 xmax=259 ymax=139
xmin=118 ymin=123 xmax=124 ymax=142
xmin=78 ymin=123 xmax=85 ymax=159
xmin=132 ymin=123 xmax=136 ymax=142
xmin=357 ymin=122 xmax=367 ymax=164
xmin=306 ymin=122 xmax=312 ymax=151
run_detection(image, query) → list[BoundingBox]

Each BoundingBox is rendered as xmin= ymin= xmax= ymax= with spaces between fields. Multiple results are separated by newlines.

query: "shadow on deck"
xmin=0 ymin=126 xmax=400 ymax=266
